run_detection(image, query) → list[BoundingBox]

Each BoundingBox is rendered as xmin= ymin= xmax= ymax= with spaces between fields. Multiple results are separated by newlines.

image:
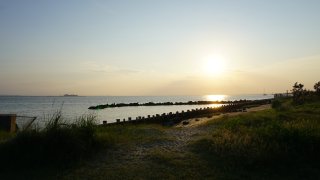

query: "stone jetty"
xmin=88 ymin=100 xmax=237 ymax=110
xmin=100 ymin=99 xmax=272 ymax=126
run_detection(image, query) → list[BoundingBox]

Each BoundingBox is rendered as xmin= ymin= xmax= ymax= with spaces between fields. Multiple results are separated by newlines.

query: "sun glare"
xmin=203 ymin=55 xmax=226 ymax=75
xmin=205 ymin=95 xmax=227 ymax=101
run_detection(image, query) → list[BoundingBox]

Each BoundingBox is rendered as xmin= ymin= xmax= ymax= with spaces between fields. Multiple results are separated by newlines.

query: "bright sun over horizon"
xmin=203 ymin=55 xmax=227 ymax=76
xmin=0 ymin=0 xmax=320 ymax=96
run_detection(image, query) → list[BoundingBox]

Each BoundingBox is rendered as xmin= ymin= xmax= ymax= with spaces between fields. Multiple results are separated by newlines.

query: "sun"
xmin=203 ymin=55 xmax=226 ymax=75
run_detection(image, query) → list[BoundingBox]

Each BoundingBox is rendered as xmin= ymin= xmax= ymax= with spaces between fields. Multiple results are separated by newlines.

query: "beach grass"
xmin=96 ymin=123 xmax=167 ymax=147
xmin=0 ymin=112 xmax=103 ymax=179
xmin=191 ymin=98 xmax=320 ymax=179
xmin=0 ymin=113 xmax=168 ymax=179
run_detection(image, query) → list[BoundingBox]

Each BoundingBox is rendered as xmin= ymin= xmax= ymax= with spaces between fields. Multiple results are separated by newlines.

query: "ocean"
xmin=0 ymin=95 xmax=273 ymax=125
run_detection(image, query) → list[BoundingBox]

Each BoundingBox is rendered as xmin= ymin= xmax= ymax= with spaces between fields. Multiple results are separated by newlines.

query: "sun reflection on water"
xmin=205 ymin=95 xmax=227 ymax=101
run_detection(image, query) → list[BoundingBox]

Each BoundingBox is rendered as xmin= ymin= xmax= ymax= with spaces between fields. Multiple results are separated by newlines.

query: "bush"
xmin=271 ymin=99 xmax=281 ymax=109
xmin=314 ymin=81 xmax=320 ymax=95
xmin=292 ymin=82 xmax=306 ymax=104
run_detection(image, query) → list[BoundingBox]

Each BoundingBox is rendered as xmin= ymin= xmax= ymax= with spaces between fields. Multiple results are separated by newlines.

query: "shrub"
xmin=314 ymin=81 xmax=320 ymax=95
xmin=271 ymin=99 xmax=281 ymax=109
xmin=292 ymin=82 xmax=306 ymax=104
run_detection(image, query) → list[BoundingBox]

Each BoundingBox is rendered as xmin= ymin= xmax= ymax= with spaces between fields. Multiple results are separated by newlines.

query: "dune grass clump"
xmin=0 ymin=112 xmax=101 ymax=173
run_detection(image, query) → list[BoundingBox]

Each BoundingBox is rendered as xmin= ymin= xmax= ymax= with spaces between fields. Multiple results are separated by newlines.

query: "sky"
xmin=0 ymin=0 xmax=320 ymax=96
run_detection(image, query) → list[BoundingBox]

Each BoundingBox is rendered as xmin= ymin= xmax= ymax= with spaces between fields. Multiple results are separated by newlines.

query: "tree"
xmin=292 ymin=82 xmax=305 ymax=104
xmin=314 ymin=81 xmax=320 ymax=95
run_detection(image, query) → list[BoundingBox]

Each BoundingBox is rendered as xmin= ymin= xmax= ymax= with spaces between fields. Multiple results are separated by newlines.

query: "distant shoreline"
xmin=88 ymin=99 xmax=272 ymax=110
xmin=0 ymin=94 xmax=273 ymax=97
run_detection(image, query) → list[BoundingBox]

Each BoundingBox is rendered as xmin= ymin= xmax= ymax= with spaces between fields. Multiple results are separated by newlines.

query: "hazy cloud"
xmin=81 ymin=61 xmax=140 ymax=75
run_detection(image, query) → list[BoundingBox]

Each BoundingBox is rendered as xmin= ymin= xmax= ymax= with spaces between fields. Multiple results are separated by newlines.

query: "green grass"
xmin=96 ymin=123 xmax=167 ymax=147
xmin=0 ymin=112 xmax=103 ymax=179
xmin=191 ymin=99 xmax=320 ymax=179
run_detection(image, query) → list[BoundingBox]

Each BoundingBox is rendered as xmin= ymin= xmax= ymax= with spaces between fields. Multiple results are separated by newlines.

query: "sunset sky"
xmin=1 ymin=0 xmax=320 ymax=96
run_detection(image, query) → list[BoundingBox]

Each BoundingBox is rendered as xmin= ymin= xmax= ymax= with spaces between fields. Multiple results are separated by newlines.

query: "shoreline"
xmin=88 ymin=98 xmax=273 ymax=110
xmin=176 ymin=104 xmax=271 ymax=128
xmin=101 ymin=99 xmax=272 ymax=126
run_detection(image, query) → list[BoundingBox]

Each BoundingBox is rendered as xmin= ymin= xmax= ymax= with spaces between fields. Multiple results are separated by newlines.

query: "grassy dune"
xmin=0 ymin=97 xmax=319 ymax=179
xmin=192 ymin=99 xmax=320 ymax=179
xmin=0 ymin=115 xmax=168 ymax=179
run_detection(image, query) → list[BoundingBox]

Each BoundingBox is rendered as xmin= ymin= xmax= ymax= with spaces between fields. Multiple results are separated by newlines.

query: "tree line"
xmin=292 ymin=81 xmax=320 ymax=104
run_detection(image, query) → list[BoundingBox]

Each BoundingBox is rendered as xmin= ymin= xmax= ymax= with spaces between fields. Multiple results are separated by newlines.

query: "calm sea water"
xmin=0 ymin=95 xmax=273 ymax=125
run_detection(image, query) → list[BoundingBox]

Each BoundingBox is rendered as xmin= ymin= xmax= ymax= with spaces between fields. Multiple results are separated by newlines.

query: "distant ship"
xmin=263 ymin=89 xmax=267 ymax=96
xmin=63 ymin=94 xmax=78 ymax=97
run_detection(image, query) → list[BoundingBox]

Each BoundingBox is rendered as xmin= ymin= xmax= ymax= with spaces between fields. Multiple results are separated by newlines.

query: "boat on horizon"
xmin=63 ymin=94 xmax=78 ymax=97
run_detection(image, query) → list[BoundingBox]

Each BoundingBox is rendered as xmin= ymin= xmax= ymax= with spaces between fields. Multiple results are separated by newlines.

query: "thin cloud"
xmin=81 ymin=61 xmax=140 ymax=75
